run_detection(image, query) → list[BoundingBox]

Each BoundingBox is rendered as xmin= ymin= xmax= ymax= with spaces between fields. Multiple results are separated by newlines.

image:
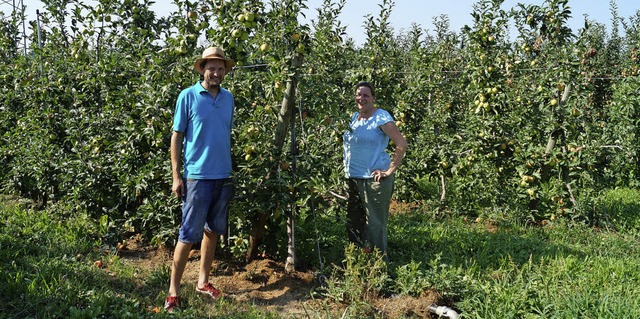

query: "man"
xmin=164 ymin=47 xmax=235 ymax=313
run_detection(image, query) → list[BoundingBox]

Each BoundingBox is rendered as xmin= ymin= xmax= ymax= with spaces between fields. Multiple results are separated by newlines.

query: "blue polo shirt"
xmin=343 ymin=109 xmax=394 ymax=178
xmin=173 ymin=82 xmax=234 ymax=179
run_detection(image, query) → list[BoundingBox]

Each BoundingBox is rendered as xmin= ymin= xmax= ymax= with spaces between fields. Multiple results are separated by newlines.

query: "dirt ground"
xmin=116 ymin=234 xmax=440 ymax=318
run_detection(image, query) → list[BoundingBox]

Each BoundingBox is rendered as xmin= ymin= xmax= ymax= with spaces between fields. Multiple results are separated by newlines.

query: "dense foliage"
xmin=1 ymin=0 xmax=639 ymax=264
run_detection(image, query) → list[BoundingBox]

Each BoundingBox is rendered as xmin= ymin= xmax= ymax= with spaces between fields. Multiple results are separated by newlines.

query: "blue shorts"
xmin=178 ymin=178 xmax=234 ymax=243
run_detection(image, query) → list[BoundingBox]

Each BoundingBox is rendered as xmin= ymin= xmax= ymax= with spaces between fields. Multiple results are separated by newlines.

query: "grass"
xmin=0 ymin=196 xmax=280 ymax=319
xmin=2 ymin=194 xmax=640 ymax=318
xmin=386 ymin=208 xmax=640 ymax=318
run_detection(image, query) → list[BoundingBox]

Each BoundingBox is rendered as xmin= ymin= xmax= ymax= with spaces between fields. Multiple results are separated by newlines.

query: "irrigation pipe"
xmin=428 ymin=305 xmax=459 ymax=319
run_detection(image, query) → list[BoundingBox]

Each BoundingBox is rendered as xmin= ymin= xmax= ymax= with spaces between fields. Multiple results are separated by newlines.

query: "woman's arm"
xmin=374 ymin=122 xmax=408 ymax=181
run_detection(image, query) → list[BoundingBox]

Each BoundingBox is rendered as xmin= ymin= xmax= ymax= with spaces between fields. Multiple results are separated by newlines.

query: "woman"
xmin=343 ymin=81 xmax=408 ymax=261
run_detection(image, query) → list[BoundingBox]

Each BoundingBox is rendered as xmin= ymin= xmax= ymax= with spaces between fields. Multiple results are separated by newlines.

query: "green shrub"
xmin=393 ymin=261 xmax=430 ymax=296
xmin=320 ymin=243 xmax=390 ymax=303
xmin=414 ymin=176 xmax=440 ymax=201
xmin=594 ymin=188 xmax=640 ymax=231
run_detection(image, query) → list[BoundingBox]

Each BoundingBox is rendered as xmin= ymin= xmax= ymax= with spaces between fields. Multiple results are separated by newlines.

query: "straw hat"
xmin=194 ymin=47 xmax=235 ymax=74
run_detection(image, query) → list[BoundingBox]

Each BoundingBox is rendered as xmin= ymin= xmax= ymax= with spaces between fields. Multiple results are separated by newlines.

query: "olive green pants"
xmin=346 ymin=175 xmax=395 ymax=258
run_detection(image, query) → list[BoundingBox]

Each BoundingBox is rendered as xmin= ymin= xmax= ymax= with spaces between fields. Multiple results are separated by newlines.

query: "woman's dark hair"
xmin=355 ymin=81 xmax=375 ymax=97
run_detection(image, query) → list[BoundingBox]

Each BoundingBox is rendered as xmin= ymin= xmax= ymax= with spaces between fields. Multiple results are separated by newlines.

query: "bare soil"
xmin=116 ymin=234 xmax=440 ymax=318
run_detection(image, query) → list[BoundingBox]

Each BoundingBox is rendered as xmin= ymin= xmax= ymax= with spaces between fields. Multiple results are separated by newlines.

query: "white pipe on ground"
xmin=428 ymin=305 xmax=459 ymax=319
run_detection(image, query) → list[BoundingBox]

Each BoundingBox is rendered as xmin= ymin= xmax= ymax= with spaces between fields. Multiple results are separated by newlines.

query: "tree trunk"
xmin=532 ymin=83 xmax=573 ymax=210
xmin=285 ymin=103 xmax=298 ymax=272
xmin=439 ymin=174 xmax=447 ymax=202
xmin=246 ymin=210 xmax=270 ymax=262
xmin=246 ymin=52 xmax=304 ymax=263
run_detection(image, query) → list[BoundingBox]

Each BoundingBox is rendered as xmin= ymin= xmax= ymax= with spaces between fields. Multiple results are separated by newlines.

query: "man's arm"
xmin=171 ymin=131 xmax=185 ymax=198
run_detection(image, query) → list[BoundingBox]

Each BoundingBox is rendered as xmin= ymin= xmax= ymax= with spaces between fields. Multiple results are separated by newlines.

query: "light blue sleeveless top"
xmin=343 ymin=109 xmax=394 ymax=178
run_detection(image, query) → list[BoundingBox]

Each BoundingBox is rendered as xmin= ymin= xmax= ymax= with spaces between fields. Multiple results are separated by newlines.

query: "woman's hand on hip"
xmin=372 ymin=169 xmax=389 ymax=182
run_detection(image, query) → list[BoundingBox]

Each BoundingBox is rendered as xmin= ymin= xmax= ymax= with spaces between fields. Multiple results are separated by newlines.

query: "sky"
xmin=9 ymin=0 xmax=640 ymax=46
xmin=301 ymin=0 xmax=637 ymax=44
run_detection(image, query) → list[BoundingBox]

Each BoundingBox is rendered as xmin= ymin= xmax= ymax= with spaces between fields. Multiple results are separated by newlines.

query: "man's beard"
xmin=205 ymin=77 xmax=221 ymax=88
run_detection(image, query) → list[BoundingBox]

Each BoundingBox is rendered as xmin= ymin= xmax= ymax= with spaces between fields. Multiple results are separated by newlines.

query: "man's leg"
xmin=197 ymin=229 xmax=219 ymax=287
xmin=198 ymin=178 xmax=232 ymax=287
xmin=168 ymin=241 xmax=194 ymax=296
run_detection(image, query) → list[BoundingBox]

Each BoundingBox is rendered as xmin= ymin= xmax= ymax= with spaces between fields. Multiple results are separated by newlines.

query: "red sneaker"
xmin=196 ymin=282 xmax=222 ymax=299
xmin=164 ymin=295 xmax=180 ymax=313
